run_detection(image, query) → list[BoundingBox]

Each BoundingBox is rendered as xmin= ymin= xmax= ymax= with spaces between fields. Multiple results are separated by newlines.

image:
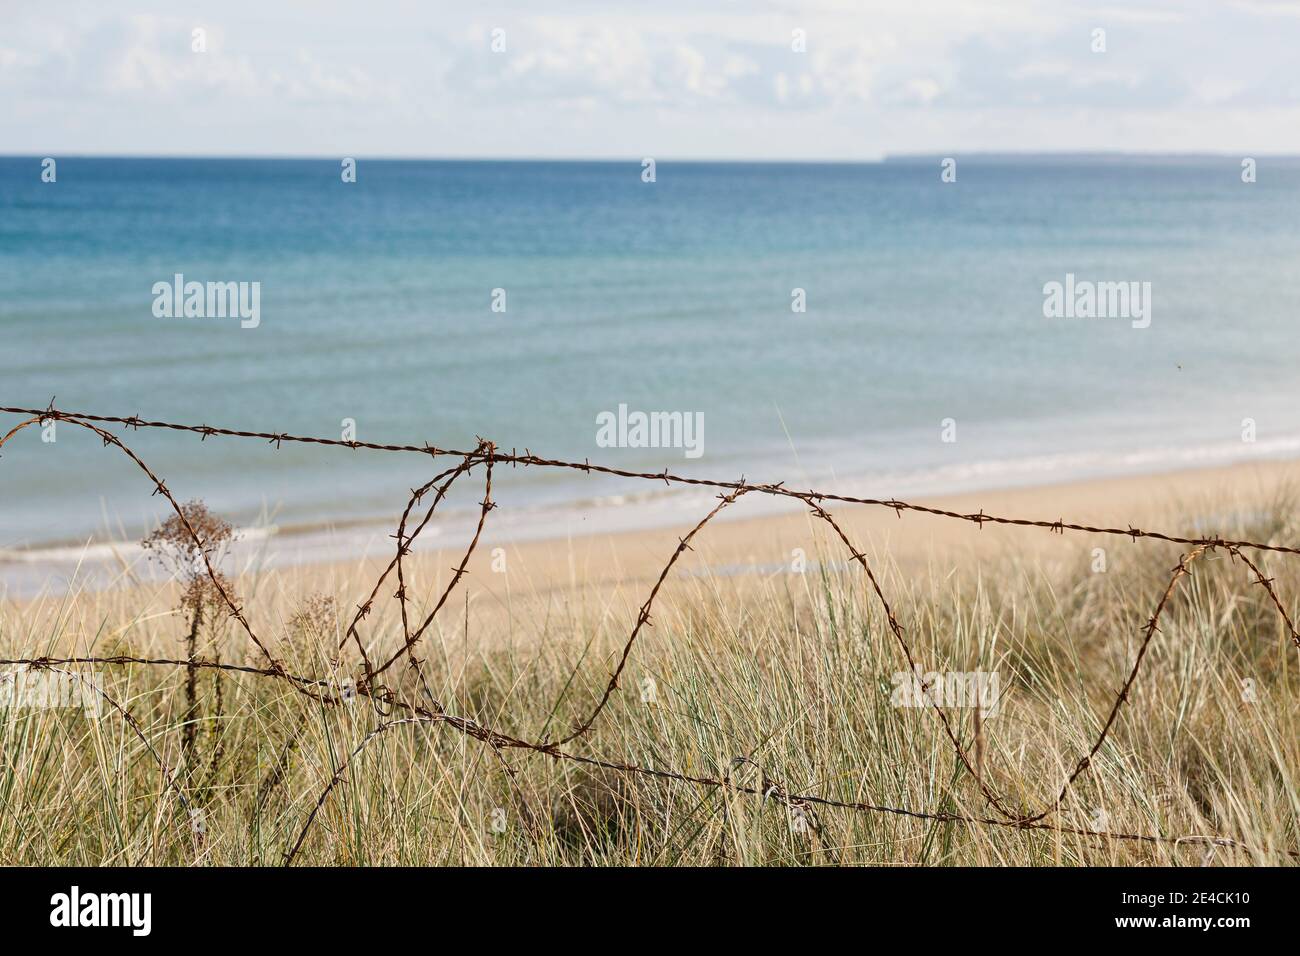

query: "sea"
xmin=3 ymin=155 xmax=1300 ymax=591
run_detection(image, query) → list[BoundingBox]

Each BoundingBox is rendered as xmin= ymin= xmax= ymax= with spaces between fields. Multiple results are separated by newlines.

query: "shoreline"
xmin=4 ymin=453 xmax=1299 ymax=603
xmin=7 ymin=400 xmax=1300 ymax=559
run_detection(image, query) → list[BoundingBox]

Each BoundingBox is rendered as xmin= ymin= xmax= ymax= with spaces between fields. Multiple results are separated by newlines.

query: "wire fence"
xmin=2 ymin=400 xmax=1298 ymax=865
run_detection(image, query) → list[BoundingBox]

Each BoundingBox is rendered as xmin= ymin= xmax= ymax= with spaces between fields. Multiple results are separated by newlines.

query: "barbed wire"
xmin=1 ymin=402 xmax=1297 ymax=865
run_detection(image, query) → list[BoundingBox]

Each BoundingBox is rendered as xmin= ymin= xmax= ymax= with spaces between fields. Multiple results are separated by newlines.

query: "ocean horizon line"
xmin=5 ymin=151 xmax=1300 ymax=164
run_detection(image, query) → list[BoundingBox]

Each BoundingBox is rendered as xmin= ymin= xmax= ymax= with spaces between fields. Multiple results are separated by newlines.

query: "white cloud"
xmin=2 ymin=0 xmax=1299 ymax=158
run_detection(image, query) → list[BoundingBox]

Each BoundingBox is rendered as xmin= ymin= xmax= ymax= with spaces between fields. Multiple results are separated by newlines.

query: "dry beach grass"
xmin=1 ymin=463 xmax=1298 ymax=866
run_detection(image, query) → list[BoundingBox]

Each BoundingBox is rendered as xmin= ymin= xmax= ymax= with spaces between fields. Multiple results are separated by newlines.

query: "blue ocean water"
xmin=3 ymin=156 xmax=1300 ymax=552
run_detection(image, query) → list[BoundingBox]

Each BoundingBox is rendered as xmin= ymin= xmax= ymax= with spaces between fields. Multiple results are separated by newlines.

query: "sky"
xmin=3 ymin=0 xmax=1300 ymax=160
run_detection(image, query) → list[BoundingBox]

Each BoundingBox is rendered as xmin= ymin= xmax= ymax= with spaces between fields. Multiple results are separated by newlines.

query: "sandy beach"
xmin=9 ymin=455 xmax=1300 ymax=633
xmin=456 ymin=455 xmax=1300 ymax=593
xmin=358 ymin=456 xmax=1300 ymax=642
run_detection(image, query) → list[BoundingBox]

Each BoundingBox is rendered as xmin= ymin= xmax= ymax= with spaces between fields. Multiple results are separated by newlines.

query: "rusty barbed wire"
xmin=1 ymin=402 xmax=1297 ymax=865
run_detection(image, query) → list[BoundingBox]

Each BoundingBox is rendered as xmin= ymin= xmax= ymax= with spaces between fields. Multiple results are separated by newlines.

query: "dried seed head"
xmin=141 ymin=499 xmax=236 ymax=610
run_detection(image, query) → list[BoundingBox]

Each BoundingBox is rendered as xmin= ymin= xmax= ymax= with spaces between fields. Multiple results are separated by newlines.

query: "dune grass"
xmin=1 ymin=494 xmax=1297 ymax=866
